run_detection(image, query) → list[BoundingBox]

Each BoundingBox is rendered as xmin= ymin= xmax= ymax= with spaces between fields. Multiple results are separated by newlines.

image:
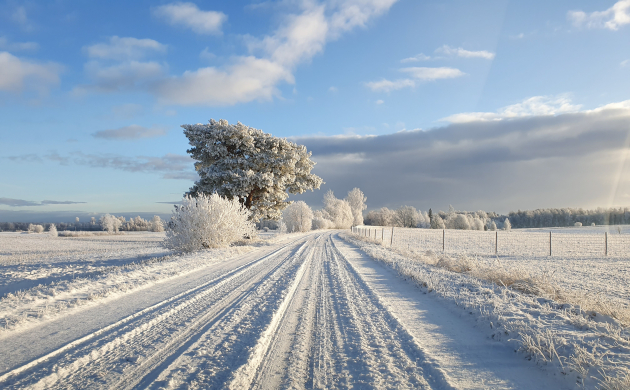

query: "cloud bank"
xmin=292 ymin=100 xmax=630 ymax=213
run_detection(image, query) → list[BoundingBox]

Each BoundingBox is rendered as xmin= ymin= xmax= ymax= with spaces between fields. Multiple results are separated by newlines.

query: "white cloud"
xmin=376 ymin=99 xmax=384 ymax=104
xmin=93 ymin=125 xmax=168 ymax=140
xmin=364 ymin=78 xmax=414 ymax=92
xmin=400 ymin=66 xmax=465 ymax=80
xmin=153 ymin=2 xmax=227 ymax=35
xmin=435 ymin=45 xmax=495 ymax=59
xmin=76 ymin=61 xmax=165 ymax=93
xmin=621 ymin=59 xmax=630 ymax=67
xmin=568 ymin=0 xmax=630 ymax=30
xmin=156 ymin=56 xmax=292 ymax=105
xmin=365 ymin=66 xmax=463 ymax=92
xmin=0 ymin=36 xmax=38 ymax=51
xmin=156 ymin=0 xmax=399 ymax=106
xmin=84 ymin=36 xmax=167 ymax=61
xmin=441 ymin=95 xmax=583 ymax=123
xmin=0 ymin=51 xmax=62 ymax=95
xmin=328 ymin=86 xmax=338 ymax=93
xmin=400 ymin=53 xmax=431 ymax=63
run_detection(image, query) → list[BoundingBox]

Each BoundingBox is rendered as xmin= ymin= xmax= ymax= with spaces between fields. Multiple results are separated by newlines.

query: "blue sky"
xmin=2 ymin=0 xmax=630 ymax=222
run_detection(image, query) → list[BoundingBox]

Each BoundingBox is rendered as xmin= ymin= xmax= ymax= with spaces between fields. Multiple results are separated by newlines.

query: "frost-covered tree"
xmin=48 ymin=223 xmax=58 ymax=237
xmin=504 ymin=218 xmax=512 ymax=231
xmin=488 ymin=221 xmax=497 ymax=231
xmin=446 ymin=214 xmax=471 ymax=230
xmin=281 ymin=201 xmax=313 ymax=233
xmin=151 ymin=216 xmax=164 ymax=232
xmin=183 ymin=119 xmax=323 ymax=222
xmin=394 ymin=206 xmax=419 ymax=228
xmin=432 ymin=214 xmax=446 ymax=229
xmin=323 ymin=190 xmax=353 ymax=229
xmin=164 ymin=193 xmax=255 ymax=252
xmin=312 ymin=210 xmax=335 ymax=230
xmin=345 ymin=188 xmax=367 ymax=226
xmin=365 ymin=207 xmax=395 ymax=226
xmin=28 ymin=224 xmax=44 ymax=233
xmin=100 ymin=214 xmax=122 ymax=233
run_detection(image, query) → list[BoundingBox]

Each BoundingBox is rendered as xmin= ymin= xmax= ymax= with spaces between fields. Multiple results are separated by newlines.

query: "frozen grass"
xmin=56 ymin=230 xmax=123 ymax=237
xmin=344 ymin=232 xmax=630 ymax=390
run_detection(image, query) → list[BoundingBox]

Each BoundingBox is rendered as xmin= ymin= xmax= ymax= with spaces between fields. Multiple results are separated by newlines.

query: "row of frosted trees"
xmin=364 ymin=205 xmax=511 ymax=231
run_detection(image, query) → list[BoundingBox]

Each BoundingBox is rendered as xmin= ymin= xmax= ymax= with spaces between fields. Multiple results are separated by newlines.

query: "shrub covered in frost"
xmin=164 ymin=193 xmax=255 ymax=252
xmin=281 ymin=201 xmax=313 ymax=233
xmin=574 ymin=222 xmax=582 ymax=227
xmin=27 ymin=224 xmax=44 ymax=233
xmin=151 ymin=215 xmax=164 ymax=232
xmin=48 ymin=223 xmax=58 ymax=237
xmin=504 ymin=218 xmax=512 ymax=231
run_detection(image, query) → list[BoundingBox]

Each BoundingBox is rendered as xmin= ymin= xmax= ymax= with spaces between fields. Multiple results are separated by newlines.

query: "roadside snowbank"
xmin=342 ymin=232 xmax=630 ymax=390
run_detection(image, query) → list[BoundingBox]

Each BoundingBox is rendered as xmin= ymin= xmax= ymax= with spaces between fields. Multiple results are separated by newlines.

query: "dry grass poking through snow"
xmin=371 ymin=240 xmax=630 ymax=327
xmin=344 ymin=232 xmax=630 ymax=390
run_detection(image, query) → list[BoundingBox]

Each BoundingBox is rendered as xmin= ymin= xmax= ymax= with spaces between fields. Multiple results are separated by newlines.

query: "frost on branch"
xmin=164 ymin=193 xmax=255 ymax=252
xmin=182 ymin=119 xmax=323 ymax=222
xmin=281 ymin=201 xmax=313 ymax=233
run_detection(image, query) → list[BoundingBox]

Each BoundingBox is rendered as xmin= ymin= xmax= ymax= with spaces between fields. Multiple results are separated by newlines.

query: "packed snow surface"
xmin=0 ymin=230 xmax=626 ymax=389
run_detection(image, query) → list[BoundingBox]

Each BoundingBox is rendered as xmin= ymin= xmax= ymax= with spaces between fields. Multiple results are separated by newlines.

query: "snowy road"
xmin=0 ymin=232 xmax=569 ymax=389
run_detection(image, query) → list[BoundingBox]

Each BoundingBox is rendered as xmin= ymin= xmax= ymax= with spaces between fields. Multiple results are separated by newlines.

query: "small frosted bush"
xmin=28 ymin=224 xmax=44 ymax=233
xmin=164 ymin=193 xmax=255 ymax=252
xmin=574 ymin=222 xmax=582 ymax=227
xmin=282 ymin=201 xmax=313 ymax=233
xmin=48 ymin=224 xmax=58 ymax=237
xmin=151 ymin=215 xmax=164 ymax=232
xmin=504 ymin=218 xmax=512 ymax=231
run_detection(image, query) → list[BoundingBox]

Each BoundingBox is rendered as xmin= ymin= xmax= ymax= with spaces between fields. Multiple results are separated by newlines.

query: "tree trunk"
xmin=245 ymin=192 xmax=254 ymax=209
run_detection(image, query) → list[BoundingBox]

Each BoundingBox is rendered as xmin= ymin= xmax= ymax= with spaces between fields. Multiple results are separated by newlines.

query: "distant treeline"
xmin=363 ymin=205 xmax=630 ymax=230
xmin=504 ymin=207 xmax=630 ymax=228
xmin=0 ymin=215 xmax=162 ymax=232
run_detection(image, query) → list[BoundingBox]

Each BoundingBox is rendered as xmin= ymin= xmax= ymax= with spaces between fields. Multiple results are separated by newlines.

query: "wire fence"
xmin=352 ymin=226 xmax=630 ymax=258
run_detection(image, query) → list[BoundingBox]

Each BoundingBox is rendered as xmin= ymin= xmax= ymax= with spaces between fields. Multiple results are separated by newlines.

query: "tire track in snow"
xmin=227 ymin=235 xmax=318 ymax=389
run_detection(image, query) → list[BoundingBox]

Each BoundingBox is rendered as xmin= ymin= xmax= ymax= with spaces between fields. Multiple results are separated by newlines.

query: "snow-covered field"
xmin=355 ymin=226 xmax=630 ymax=311
xmin=0 ymin=230 xmax=628 ymax=389
xmin=0 ymin=231 xmax=295 ymax=334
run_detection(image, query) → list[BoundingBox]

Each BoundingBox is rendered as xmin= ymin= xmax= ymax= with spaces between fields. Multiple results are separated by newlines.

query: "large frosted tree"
xmin=183 ymin=119 xmax=323 ymax=221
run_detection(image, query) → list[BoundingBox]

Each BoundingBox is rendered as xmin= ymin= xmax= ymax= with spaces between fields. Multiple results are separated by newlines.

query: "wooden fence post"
xmin=549 ymin=231 xmax=552 ymax=257
xmin=442 ymin=229 xmax=445 ymax=252
xmin=391 ymin=227 xmax=394 ymax=246
xmin=605 ymin=232 xmax=608 ymax=256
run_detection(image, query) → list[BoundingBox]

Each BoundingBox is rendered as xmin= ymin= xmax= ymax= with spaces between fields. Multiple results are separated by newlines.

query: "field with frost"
xmin=355 ymin=225 xmax=630 ymax=310
xmin=0 ymin=231 xmax=291 ymax=333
